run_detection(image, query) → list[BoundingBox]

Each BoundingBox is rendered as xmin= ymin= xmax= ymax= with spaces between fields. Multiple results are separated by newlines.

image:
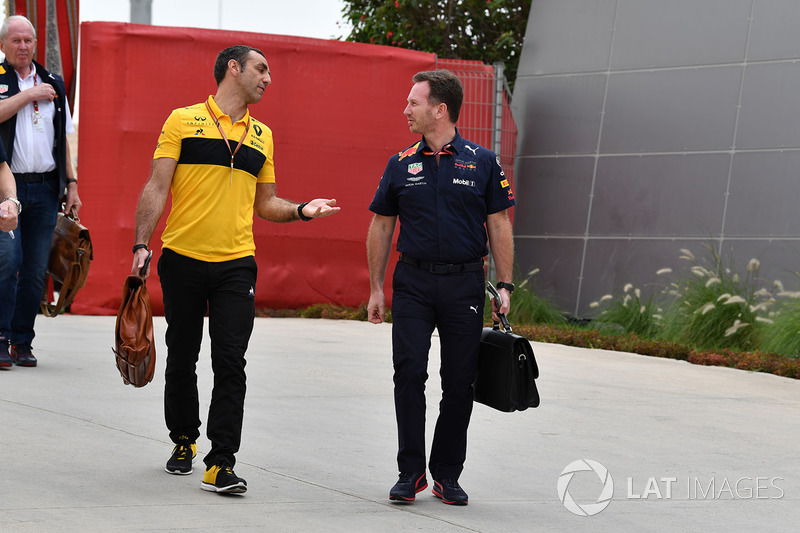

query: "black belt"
xmin=399 ymin=254 xmax=484 ymax=274
xmin=15 ymin=170 xmax=58 ymax=183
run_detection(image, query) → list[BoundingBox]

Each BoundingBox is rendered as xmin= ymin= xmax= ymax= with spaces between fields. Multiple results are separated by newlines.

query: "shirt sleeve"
xmin=485 ymin=153 xmax=516 ymax=214
xmin=256 ymin=128 xmax=276 ymax=184
xmin=153 ymin=109 xmax=182 ymax=161
xmin=368 ymin=158 xmax=399 ymax=216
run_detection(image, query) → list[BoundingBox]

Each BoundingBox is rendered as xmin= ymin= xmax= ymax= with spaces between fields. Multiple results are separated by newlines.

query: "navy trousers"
xmin=390 ymin=260 xmax=485 ymax=481
xmin=158 ymin=248 xmax=257 ymax=468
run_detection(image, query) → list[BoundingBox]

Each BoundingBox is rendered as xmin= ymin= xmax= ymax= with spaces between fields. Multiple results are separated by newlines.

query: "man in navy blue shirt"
xmin=367 ymin=70 xmax=516 ymax=506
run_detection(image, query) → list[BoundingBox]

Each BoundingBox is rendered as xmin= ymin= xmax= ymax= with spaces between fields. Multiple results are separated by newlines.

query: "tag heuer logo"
xmin=408 ymin=162 xmax=423 ymax=175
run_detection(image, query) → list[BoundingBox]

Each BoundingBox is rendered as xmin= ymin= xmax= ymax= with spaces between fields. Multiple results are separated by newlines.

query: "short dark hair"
xmin=213 ymin=45 xmax=265 ymax=86
xmin=412 ymin=70 xmax=463 ymax=123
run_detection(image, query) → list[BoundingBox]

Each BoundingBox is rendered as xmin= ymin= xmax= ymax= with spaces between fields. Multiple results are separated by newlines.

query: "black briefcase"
xmin=474 ymin=283 xmax=540 ymax=412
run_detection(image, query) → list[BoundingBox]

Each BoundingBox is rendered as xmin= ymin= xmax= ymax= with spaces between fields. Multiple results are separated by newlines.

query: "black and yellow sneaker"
xmin=201 ymin=463 xmax=247 ymax=494
xmin=165 ymin=437 xmax=197 ymax=475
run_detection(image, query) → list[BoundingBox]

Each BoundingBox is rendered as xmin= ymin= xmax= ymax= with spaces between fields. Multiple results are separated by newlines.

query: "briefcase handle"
xmin=487 ymin=281 xmax=513 ymax=333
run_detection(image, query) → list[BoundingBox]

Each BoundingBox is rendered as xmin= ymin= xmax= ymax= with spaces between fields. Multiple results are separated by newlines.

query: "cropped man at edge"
xmin=131 ymin=45 xmax=339 ymax=495
xmin=0 ymin=15 xmax=81 ymax=369
xmin=1 ymin=139 xmax=20 ymax=368
xmin=367 ymin=70 xmax=516 ymax=506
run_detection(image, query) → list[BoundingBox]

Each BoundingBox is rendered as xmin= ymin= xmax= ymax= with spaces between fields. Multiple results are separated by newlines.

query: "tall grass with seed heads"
xmin=656 ymin=244 xmax=774 ymax=351
xmin=589 ymin=283 xmax=661 ymax=337
xmin=485 ymin=268 xmax=566 ymax=326
xmin=756 ymin=282 xmax=800 ymax=358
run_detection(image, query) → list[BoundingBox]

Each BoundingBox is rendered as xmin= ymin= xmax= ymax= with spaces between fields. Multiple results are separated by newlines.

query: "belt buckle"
xmin=429 ymin=262 xmax=452 ymax=274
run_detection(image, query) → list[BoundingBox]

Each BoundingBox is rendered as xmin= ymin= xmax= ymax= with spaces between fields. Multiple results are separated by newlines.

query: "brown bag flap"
xmin=48 ymin=211 xmax=93 ymax=284
xmin=113 ymin=275 xmax=156 ymax=387
xmin=42 ymin=211 xmax=93 ymax=317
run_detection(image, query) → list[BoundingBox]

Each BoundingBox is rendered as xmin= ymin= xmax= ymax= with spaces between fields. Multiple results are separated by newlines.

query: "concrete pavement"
xmin=1 ymin=315 xmax=798 ymax=532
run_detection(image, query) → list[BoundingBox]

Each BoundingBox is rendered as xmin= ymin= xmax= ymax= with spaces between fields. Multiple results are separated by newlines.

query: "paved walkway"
xmin=1 ymin=316 xmax=798 ymax=532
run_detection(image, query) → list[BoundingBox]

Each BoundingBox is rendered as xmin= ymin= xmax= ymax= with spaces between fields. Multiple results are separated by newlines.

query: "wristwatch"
xmin=2 ymin=197 xmax=22 ymax=215
xmin=496 ymin=281 xmax=515 ymax=293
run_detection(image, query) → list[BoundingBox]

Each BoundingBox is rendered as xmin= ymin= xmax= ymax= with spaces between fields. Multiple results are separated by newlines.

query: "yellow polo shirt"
xmin=154 ymin=95 xmax=275 ymax=262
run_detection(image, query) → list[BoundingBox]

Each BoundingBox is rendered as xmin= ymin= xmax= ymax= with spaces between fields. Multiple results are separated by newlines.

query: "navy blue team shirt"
xmin=369 ymin=129 xmax=516 ymax=264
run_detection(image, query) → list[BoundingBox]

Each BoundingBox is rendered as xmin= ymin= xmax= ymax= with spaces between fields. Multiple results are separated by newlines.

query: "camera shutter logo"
xmin=557 ymin=459 xmax=614 ymax=516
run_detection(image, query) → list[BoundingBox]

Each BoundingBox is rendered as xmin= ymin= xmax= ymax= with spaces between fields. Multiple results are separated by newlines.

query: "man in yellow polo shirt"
xmin=130 ymin=45 xmax=339 ymax=495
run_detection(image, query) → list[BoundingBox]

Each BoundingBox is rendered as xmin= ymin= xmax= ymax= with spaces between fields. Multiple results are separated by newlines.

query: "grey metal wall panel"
xmin=522 ymin=0 xmax=616 ymax=75
xmin=515 ymin=74 xmax=607 ymax=156
xmin=747 ymin=0 xmax=800 ymax=61
xmin=514 ymin=157 xmax=594 ymax=236
xmin=590 ymin=154 xmax=729 ymax=236
xmin=611 ymin=0 xmax=750 ymax=69
xmin=513 ymin=1 xmax=800 ymax=316
xmin=736 ymin=62 xmax=800 ymax=149
xmin=719 ymin=239 xmax=800 ymax=287
xmin=514 ymin=238 xmax=584 ymax=311
xmin=601 ymin=67 xmax=742 ymax=153
xmin=725 ymin=152 xmax=800 ymax=237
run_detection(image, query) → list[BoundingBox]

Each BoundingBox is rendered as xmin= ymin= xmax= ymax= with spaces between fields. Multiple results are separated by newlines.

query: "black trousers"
xmin=158 ymin=248 xmax=257 ymax=468
xmin=390 ymin=260 xmax=485 ymax=481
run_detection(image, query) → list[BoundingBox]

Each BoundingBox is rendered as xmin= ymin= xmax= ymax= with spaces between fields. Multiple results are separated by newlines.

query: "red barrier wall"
xmin=74 ymin=22 xmax=439 ymax=315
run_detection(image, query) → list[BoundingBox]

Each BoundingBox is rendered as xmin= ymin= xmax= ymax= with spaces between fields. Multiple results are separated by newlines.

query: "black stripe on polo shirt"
xmin=179 ymin=137 xmax=267 ymax=178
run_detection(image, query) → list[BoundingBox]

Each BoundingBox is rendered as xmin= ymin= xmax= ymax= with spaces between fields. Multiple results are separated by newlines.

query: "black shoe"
xmin=165 ymin=436 xmax=197 ymax=475
xmin=10 ymin=344 xmax=37 ymax=367
xmin=201 ymin=462 xmax=247 ymax=494
xmin=433 ymin=479 xmax=469 ymax=506
xmin=389 ymin=472 xmax=428 ymax=502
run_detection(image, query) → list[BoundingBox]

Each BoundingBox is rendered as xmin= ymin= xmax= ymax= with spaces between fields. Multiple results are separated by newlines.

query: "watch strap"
xmin=2 ymin=197 xmax=22 ymax=215
xmin=297 ymin=202 xmax=312 ymax=221
xmin=496 ymin=281 xmax=515 ymax=293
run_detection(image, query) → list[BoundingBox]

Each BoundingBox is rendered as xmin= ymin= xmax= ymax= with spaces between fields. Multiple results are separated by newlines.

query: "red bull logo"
xmin=398 ymin=142 xmax=420 ymax=161
xmin=455 ymin=161 xmax=477 ymax=171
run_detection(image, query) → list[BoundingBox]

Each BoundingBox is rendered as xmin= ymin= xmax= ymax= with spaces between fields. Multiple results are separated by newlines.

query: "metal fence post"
xmin=487 ymin=61 xmax=506 ymax=283
xmin=493 ymin=62 xmax=505 ymax=156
